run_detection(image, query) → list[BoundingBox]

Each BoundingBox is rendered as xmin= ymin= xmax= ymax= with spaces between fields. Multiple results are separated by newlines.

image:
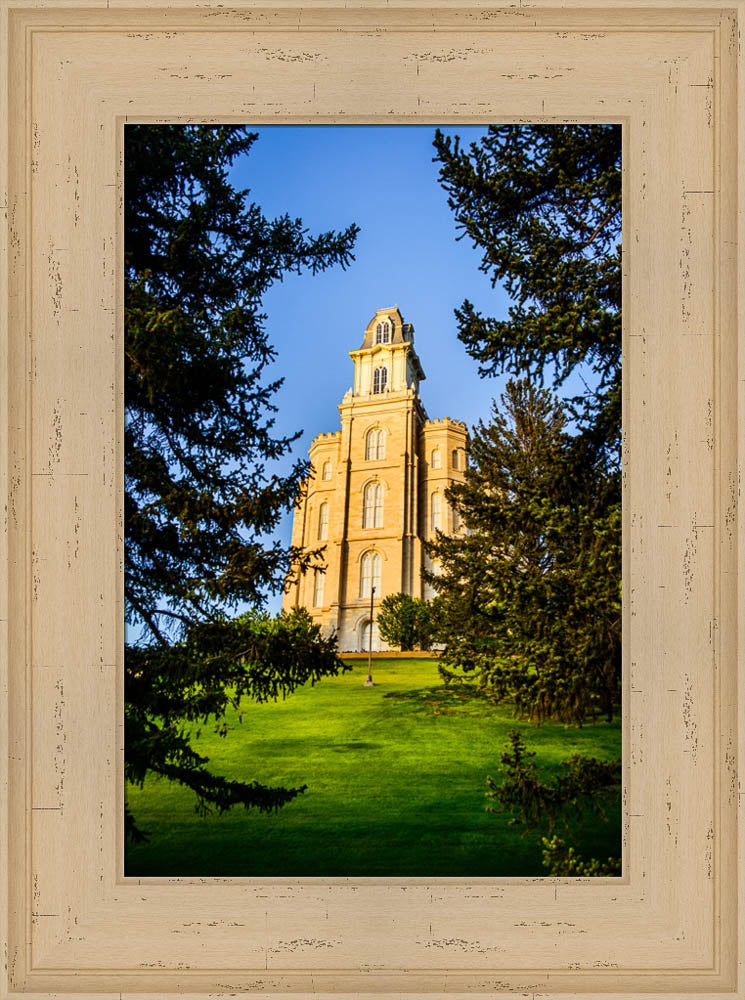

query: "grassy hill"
xmin=125 ymin=657 xmax=621 ymax=877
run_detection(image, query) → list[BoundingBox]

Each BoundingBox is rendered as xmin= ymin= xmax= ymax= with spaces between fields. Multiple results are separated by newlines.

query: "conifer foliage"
xmin=432 ymin=124 xmax=621 ymax=459
xmin=488 ymin=731 xmax=622 ymax=876
xmin=429 ymin=125 xmax=621 ymax=725
xmin=429 ymin=379 xmax=621 ymax=723
xmin=124 ymin=126 xmax=358 ymax=840
xmin=488 ymin=730 xmax=621 ymax=834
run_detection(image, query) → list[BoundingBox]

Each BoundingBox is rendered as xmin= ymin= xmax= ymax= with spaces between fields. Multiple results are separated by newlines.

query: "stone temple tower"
xmin=282 ymin=307 xmax=467 ymax=651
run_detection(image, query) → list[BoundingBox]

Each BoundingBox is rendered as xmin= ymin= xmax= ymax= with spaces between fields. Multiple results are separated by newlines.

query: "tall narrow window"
xmin=452 ymin=448 xmax=459 ymax=470
xmin=360 ymin=551 xmax=381 ymax=599
xmin=361 ymin=620 xmax=378 ymax=652
xmin=322 ymin=460 xmax=332 ymax=480
xmin=360 ymin=554 xmax=371 ymax=598
xmin=363 ymin=482 xmax=383 ymax=529
xmin=372 ymin=366 xmax=388 ymax=394
xmin=375 ymin=322 xmax=382 ymax=344
xmin=313 ymin=569 xmax=325 ymax=607
xmin=431 ymin=492 xmax=442 ymax=532
xmin=318 ymin=502 xmax=329 ymax=541
xmin=452 ymin=505 xmax=461 ymax=533
xmin=365 ymin=428 xmax=385 ymax=461
xmin=431 ymin=448 xmax=441 ymax=469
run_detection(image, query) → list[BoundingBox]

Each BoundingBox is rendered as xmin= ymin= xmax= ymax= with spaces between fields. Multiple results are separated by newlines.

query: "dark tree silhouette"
xmin=125 ymin=126 xmax=358 ymax=840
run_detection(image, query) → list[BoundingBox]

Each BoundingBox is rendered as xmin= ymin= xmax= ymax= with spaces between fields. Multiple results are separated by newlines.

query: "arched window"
xmin=431 ymin=448 xmax=441 ymax=470
xmin=317 ymin=502 xmax=328 ymax=541
xmin=360 ymin=619 xmax=379 ymax=652
xmin=431 ymin=492 xmax=442 ymax=532
xmin=360 ymin=551 xmax=382 ymax=599
xmin=375 ymin=322 xmax=382 ymax=344
xmin=365 ymin=427 xmax=385 ymax=461
xmin=452 ymin=448 xmax=459 ymax=470
xmin=372 ymin=366 xmax=388 ymax=394
xmin=322 ymin=460 xmax=332 ymax=481
xmin=313 ymin=569 xmax=325 ymax=607
xmin=363 ymin=482 xmax=383 ymax=529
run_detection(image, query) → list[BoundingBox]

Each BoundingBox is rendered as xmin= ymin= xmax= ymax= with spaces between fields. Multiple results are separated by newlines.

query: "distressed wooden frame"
xmin=1 ymin=0 xmax=743 ymax=997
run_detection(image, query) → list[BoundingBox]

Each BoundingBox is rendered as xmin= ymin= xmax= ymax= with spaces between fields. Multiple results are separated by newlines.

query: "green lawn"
xmin=126 ymin=657 xmax=622 ymax=877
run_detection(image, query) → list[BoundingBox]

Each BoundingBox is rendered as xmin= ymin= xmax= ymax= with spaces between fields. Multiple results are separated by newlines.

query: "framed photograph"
xmin=1 ymin=0 xmax=742 ymax=997
xmin=122 ymin=121 xmax=623 ymax=882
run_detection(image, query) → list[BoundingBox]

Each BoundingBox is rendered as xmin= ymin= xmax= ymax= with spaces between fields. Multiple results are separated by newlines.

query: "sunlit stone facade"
xmin=282 ymin=307 xmax=467 ymax=651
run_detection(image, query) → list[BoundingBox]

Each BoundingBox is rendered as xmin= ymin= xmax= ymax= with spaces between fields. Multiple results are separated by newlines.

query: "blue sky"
xmin=229 ymin=126 xmax=513 ymax=613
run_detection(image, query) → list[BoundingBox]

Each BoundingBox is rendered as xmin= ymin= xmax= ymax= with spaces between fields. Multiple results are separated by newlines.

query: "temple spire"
xmin=349 ymin=306 xmax=426 ymax=398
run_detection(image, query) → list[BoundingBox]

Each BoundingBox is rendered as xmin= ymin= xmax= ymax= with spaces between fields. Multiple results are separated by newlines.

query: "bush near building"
xmin=377 ymin=593 xmax=434 ymax=651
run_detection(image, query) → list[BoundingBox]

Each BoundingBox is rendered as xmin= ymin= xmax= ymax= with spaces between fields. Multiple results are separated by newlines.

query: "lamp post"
xmin=364 ymin=586 xmax=375 ymax=687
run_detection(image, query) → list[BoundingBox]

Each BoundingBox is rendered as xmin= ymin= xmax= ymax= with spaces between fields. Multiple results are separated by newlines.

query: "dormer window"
xmin=375 ymin=321 xmax=391 ymax=345
xmin=372 ymin=366 xmax=388 ymax=394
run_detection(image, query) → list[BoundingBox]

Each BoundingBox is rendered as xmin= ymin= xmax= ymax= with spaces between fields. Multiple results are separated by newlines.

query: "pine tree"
xmin=487 ymin=731 xmax=622 ymax=876
xmin=432 ymin=124 xmax=621 ymax=462
xmin=124 ymin=125 xmax=359 ymax=840
xmin=429 ymin=124 xmax=621 ymax=724
xmin=428 ymin=379 xmax=621 ymax=724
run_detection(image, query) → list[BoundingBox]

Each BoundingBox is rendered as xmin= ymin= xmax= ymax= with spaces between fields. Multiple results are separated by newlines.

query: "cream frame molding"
xmin=0 ymin=1 xmax=743 ymax=997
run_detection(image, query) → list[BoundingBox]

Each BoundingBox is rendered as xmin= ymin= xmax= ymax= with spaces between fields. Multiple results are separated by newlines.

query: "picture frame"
xmin=1 ymin=0 xmax=743 ymax=996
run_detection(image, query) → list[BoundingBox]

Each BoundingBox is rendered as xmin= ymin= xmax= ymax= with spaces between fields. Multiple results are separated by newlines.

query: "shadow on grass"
xmin=331 ymin=741 xmax=383 ymax=752
xmin=382 ymin=683 xmax=495 ymax=716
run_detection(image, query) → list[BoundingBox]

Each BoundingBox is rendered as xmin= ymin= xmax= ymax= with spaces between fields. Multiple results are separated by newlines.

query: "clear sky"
xmin=228 ymin=125 xmax=513 ymax=614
